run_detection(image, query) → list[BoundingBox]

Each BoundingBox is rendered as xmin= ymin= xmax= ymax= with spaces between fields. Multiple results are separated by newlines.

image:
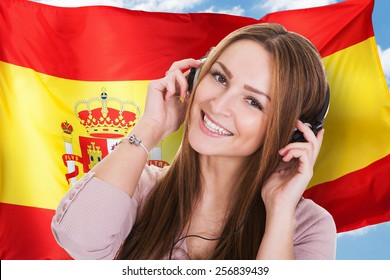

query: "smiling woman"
xmin=188 ymin=40 xmax=272 ymax=157
xmin=51 ymin=23 xmax=336 ymax=260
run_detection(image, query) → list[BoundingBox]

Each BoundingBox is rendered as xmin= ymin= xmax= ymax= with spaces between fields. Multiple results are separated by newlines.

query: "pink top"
xmin=51 ymin=165 xmax=336 ymax=260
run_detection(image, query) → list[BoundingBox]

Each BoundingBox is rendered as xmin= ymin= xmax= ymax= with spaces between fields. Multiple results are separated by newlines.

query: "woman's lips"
xmin=199 ymin=111 xmax=233 ymax=136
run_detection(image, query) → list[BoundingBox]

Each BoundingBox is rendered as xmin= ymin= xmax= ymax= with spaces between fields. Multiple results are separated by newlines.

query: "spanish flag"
xmin=0 ymin=0 xmax=389 ymax=259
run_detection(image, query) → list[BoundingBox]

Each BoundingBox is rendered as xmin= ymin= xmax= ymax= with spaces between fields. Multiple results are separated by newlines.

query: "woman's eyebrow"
xmin=244 ymin=84 xmax=271 ymax=101
xmin=214 ymin=61 xmax=271 ymax=101
xmin=215 ymin=61 xmax=233 ymax=79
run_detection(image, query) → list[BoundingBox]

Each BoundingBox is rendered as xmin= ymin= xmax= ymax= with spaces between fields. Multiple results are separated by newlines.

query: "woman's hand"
xmin=257 ymin=121 xmax=325 ymax=259
xmin=261 ymin=120 xmax=325 ymax=215
xmin=139 ymin=58 xmax=202 ymax=141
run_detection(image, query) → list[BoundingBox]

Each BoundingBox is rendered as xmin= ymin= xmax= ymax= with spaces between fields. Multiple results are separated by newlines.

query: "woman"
xmin=52 ymin=23 xmax=336 ymax=260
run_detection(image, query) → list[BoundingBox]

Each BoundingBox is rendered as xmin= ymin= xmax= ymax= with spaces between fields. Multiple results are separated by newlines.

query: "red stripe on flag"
xmin=0 ymin=0 xmax=256 ymax=80
xmin=0 ymin=0 xmax=374 ymax=81
xmin=304 ymin=154 xmax=390 ymax=233
xmin=262 ymin=0 xmax=375 ymax=58
xmin=0 ymin=203 xmax=71 ymax=259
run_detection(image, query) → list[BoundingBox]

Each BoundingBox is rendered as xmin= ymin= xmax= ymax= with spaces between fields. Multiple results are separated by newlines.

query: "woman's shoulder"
xmin=293 ymin=197 xmax=337 ymax=259
xmin=295 ymin=197 xmax=335 ymax=230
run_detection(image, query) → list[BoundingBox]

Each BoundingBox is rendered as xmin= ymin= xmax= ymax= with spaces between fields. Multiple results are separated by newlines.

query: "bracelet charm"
xmin=117 ymin=134 xmax=149 ymax=155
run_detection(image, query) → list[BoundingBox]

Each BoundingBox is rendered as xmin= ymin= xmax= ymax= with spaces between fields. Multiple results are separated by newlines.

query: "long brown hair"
xmin=116 ymin=23 xmax=328 ymax=259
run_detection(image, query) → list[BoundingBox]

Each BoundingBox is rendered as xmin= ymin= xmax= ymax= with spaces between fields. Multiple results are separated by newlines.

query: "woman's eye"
xmin=211 ymin=71 xmax=227 ymax=86
xmin=245 ymin=97 xmax=263 ymax=111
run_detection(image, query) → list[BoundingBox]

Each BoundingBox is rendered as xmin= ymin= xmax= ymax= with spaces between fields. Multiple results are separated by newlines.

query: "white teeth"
xmin=203 ymin=114 xmax=232 ymax=135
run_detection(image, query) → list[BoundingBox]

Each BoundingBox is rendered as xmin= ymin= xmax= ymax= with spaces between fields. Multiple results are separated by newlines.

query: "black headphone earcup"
xmin=291 ymin=128 xmax=306 ymax=142
xmin=187 ymin=54 xmax=209 ymax=94
xmin=290 ymin=85 xmax=330 ymax=143
xmin=187 ymin=67 xmax=198 ymax=93
xmin=290 ymin=122 xmax=314 ymax=143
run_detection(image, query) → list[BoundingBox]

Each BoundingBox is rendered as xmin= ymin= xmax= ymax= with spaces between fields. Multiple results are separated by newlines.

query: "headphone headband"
xmin=315 ymin=84 xmax=330 ymax=128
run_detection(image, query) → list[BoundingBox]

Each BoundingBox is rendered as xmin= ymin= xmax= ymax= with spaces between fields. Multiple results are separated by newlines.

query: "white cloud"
xmin=258 ymin=0 xmax=337 ymax=13
xmin=337 ymin=222 xmax=390 ymax=238
xmin=31 ymin=0 xmax=204 ymax=12
xmin=337 ymin=226 xmax=372 ymax=238
xmin=202 ymin=5 xmax=245 ymax=16
xmin=377 ymin=45 xmax=390 ymax=91
xmin=32 ymin=0 xmax=243 ymax=15
xmin=31 ymin=0 xmax=124 ymax=7
xmin=122 ymin=0 xmax=203 ymax=13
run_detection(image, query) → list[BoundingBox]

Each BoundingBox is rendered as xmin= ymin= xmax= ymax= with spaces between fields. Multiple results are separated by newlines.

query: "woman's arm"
xmin=256 ymin=206 xmax=296 ymax=259
xmin=52 ymin=59 xmax=201 ymax=259
xmin=51 ymin=174 xmax=137 ymax=259
xmin=90 ymin=119 xmax=162 ymax=197
xmin=91 ymin=58 xmax=201 ymax=196
xmin=256 ymin=198 xmax=336 ymax=260
xmin=257 ymin=121 xmax=325 ymax=259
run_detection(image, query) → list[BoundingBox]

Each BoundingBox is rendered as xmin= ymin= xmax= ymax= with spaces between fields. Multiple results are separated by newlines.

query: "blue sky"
xmin=31 ymin=0 xmax=390 ymax=260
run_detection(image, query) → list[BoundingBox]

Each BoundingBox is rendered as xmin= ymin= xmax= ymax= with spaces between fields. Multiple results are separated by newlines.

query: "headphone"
xmin=187 ymin=55 xmax=330 ymax=143
xmin=187 ymin=56 xmax=206 ymax=93
xmin=291 ymin=85 xmax=330 ymax=142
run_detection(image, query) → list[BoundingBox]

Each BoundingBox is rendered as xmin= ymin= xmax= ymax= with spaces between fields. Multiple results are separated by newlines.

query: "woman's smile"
xmin=200 ymin=110 xmax=234 ymax=137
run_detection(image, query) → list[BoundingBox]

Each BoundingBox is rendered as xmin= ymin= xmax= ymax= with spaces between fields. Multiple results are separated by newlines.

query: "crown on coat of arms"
xmin=61 ymin=121 xmax=74 ymax=142
xmin=74 ymin=89 xmax=142 ymax=138
xmin=61 ymin=121 xmax=74 ymax=134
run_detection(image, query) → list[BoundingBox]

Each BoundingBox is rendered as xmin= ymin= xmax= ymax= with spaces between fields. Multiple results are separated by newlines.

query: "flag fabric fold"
xmin=1 ymin=0 xmax=389 ymax=259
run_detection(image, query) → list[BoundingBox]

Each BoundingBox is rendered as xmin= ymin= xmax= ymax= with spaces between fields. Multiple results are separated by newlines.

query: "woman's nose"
xmin=209 ymin=89 xmax=236 ymax=117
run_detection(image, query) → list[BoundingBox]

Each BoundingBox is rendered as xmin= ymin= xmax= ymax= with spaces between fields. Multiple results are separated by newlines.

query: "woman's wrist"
xmin=90 ymin=118 xmax=163 ymax=196
xmin=266 ymin=208 xmax=296 ymax=228
xmin=264 ymin=202 xmax=296 ymax=235
xmin=264 ymin=197 xmax=297 ymax=217
xmin=128 ymin=118 xmax=165 ymax=152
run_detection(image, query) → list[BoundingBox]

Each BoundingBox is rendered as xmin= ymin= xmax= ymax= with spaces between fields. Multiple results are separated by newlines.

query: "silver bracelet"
xmin=117 ymin=134 xmax=149 ymax=155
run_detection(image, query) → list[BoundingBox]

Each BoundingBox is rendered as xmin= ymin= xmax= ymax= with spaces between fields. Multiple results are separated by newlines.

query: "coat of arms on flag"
xmin=60 ymin=88 xmax=169 ymax=185
xmin=1 ymin=0 xmax=389 ymax=260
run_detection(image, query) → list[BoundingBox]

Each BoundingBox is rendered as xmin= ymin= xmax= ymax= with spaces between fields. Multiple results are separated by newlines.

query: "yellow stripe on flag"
xmin=310 ymin=37 xmax=390 ymax=187
xmin=0 ymin=61 xmax=182 ymax=209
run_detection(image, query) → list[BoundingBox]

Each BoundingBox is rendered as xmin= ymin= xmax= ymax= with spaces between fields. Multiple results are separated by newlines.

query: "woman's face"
xmin=188 ymin=39 xmax=273 ymax=159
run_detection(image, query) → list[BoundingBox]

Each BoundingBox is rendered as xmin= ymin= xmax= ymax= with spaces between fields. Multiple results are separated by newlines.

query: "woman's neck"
xmin=199 ymin=155 xmax=246 ymax=202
